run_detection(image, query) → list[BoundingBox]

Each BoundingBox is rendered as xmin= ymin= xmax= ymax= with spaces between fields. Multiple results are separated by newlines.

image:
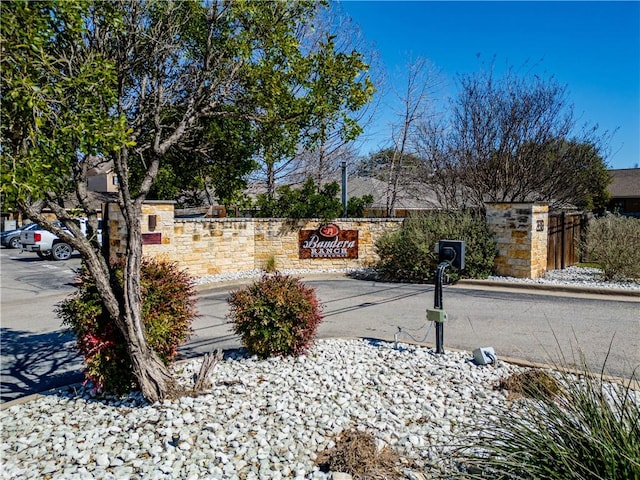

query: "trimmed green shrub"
xmin=583 ymin=214 xmax=640 ymax=281
xmin=375 ymin=210 xmax=497 ymax=282
xmin=57 ymin=258 xmax=197 ymax=394
xmin=227 ymin=273 xmax=323 ymax=358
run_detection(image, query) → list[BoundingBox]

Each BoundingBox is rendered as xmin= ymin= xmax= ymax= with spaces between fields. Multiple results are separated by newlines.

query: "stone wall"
xmin=107 ymin=201 xmax=552 ymax=279
xmin=106 ymin=202 xmax=403 ymax=277
xmin=486 ymin=203 xmax=549 ymax=278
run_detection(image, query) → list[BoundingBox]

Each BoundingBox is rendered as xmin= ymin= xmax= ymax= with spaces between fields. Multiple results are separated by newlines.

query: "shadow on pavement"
xmin=1 ymin=328 xmax=84 ymax=403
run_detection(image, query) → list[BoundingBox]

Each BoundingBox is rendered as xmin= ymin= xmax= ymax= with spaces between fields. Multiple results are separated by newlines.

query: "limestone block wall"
xmin=252 ymin=218 xmax=402 ymax=273
xmin=106 ymin=202 xmax=403 ymax=277
xmin=106 ymin=201 xmax=176 ymax=260
xmin=486 ymin=203 xmax=549 ymax=278
xmin=172 ymin=218 xmax=257 ymax=275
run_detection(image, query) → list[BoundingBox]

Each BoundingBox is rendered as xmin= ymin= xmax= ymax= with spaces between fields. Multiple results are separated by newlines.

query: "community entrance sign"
xmin=299 ymin=223 xmax=358 ymax=259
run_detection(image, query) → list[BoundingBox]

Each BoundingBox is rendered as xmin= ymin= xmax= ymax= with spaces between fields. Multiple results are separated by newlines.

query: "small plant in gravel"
xmin=448 ymin=362 xmax=640 ymax=479
xmin=263 ymin=253 xmax=277 ymax=273
xmin=495 ymin=369 xmax=562 ymax=401
xmin=227 ymin=273 xmax=323 ymax=358
xmin=57 ymin=258 xmax=197 ymax=394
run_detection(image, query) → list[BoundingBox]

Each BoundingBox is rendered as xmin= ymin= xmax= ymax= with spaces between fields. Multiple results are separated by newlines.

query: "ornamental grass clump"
xmin=449 ymin=362 xmax=640 ymax=479
xmin=57 ymin=258 xmax=197 ymax=395
xmin=227 ymin=273 xmax=323 ymax=358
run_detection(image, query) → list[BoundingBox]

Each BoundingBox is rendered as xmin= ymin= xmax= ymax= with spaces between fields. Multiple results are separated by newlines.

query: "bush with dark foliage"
xmin=375 ymin=210 xmax=496 ymax=282
xmin=57 ymin=258 xmax=197 ymax=394
xmin=227 ymin=273 xmax=323 ymax=358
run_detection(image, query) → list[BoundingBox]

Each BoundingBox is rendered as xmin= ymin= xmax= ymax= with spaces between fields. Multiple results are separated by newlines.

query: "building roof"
xmin=245 ymin=176 xmax=442 ymax=211
xmin=86 ymin=157 xmax=114 ymax=176
xmin=346 ymin=176 xmax=440 ymax=210
xmin=608 ymin=168 xmax=640 ymax=198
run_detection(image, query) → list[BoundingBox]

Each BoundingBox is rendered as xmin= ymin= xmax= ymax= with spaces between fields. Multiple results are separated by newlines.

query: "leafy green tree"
xmin=254 ymin=178 xmax=374 ymax=219
xmin=347 ymin=194 xmax=374 ymax=217
xmin=1 ymin=0 xmax=374 ymax=402
xmin=247 ymin=4 xmax=374 ymax=197
xmin=354 ymin=148 xmax=424 ymax=181
xmin=254 ymin=178 xmax=343 ymax=220
xmin=133 ymin=115 xmax=257 ymax=207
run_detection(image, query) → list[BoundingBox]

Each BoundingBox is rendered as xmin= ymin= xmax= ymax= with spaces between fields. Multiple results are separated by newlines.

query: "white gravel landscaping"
xmin=1 ymin=339 xmax=527 ymax=480
xmin=488 ymin=265 xmax=640 ymax=291
xmin=194 ymin=265 xmax=640 ymax=292
xmin=2 ymin=267 xmax=636 ymax=479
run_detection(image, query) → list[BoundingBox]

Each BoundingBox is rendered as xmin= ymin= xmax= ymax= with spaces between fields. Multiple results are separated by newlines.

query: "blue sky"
xmin=339 ymin=1 xmax=640 ymax=170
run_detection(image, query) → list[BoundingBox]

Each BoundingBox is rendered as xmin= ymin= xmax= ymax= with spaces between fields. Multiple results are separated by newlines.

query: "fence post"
xmin=560 ymin=211 xmax=566 ymax=270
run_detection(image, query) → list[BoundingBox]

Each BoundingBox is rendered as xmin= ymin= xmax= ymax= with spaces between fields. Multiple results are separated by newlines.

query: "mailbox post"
xmin=431 ymin=240 xmax=465 ymax=354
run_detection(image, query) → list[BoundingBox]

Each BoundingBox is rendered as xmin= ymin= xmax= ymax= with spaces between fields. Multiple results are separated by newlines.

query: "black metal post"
xmin=341 ymin=161 xmax=347 ymax=218
xmin=434 ymin=262 xmax=448 ymax=354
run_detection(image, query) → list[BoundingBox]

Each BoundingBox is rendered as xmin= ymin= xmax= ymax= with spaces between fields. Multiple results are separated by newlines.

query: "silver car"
xmin=0 ymin=223 xmax=40 ymax=249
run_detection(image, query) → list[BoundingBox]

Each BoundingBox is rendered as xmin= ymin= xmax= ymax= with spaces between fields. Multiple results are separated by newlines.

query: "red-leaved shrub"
xmin=227 ymin=273 xmax=323 ymax=358
xmin=57 ymin=258 xmax=197 ymax=394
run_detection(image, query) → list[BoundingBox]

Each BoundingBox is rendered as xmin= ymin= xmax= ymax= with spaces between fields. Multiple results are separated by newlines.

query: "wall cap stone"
xmin=174 ymin=217 xmax=405 ymax=223
xmin=142 ymin=200 xmax=176 ymax=205
xmin=485 ymin=202 xmax=549 ymax=206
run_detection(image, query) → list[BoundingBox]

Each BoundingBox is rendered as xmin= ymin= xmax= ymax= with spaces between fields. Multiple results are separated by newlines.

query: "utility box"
xmin=473 ymin=347 xmax=496 ymax=365
xmin=437 ymin=240 xmax=466 ymax=270
xmin=427 ymin=308 xmax=447 ymax=323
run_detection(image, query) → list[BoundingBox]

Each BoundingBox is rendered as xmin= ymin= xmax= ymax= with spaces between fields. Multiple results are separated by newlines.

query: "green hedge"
xmin=374 ymin=210 xmax=496 ymax=282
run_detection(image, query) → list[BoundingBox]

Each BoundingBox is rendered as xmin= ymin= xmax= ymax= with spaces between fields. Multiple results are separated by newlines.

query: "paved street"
xmin=191 ymin=277 xmax=640 ymax=380
xmin=2 ymin=249 xmax=639 ymax=403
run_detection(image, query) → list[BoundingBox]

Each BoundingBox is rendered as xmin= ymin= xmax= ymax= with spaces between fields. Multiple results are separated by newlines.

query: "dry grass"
xmin=316 ymin=429 xmax=402 ymax=479
xmin=495 ymin=369 xmax=562 ymax=401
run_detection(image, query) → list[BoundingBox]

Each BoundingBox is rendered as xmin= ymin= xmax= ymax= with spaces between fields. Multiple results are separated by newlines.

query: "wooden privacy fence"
xmin=547 ymin=212 xmax=585 ymax=270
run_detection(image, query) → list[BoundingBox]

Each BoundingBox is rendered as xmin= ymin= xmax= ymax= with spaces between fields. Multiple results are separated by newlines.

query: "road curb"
xmin=195 ymin=274 xmax=640 ymax=298
xmin=457 ymin=279 xmax=640 ymax=297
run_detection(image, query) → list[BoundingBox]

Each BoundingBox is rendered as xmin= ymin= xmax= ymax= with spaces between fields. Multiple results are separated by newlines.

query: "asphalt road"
xmin=2 ymin=249 xmax=639 ymax=403
xmin=191 ymin=277 xmax=640 ymax=380
xmin=1 ymin=249 xmax=85 ymax=403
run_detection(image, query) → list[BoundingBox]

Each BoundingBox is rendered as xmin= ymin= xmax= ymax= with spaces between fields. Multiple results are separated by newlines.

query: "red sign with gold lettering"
xmin=299 ymin=224 xmax=358 ymax=259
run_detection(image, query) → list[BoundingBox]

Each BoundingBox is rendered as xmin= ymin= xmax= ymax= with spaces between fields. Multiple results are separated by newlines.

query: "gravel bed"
xmin=3 ymin=268 xmax=635 ymax=479
xmin=1 ymin=339 xmax=527 ymax=479
xmin=488 ymin=266 xmax=640 ymax=291
xmin=194 ymin=268 xmax=365 ymax=286
xmin=195 ymin=266 xmax=639 ymax=292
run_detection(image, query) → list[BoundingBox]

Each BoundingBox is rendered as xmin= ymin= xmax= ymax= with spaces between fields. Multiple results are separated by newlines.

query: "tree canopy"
xmin=0 ymin=0 xmax=374 ymax=402
xmin=414 ymin=67 xmax=611 ymax=210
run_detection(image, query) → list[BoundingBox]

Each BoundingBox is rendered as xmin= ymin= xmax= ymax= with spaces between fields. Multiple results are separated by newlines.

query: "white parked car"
xmin=20 ymin=219 xmax=102 ymax=261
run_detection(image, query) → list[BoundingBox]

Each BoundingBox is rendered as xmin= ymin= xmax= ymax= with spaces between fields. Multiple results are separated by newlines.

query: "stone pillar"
xmin=141 ymin=201 xmax=175 ymax=256
xmin=105 ymin=201 xmax=176 ymax=263
xmin=485 ymin=203 xmax=549 ymax=279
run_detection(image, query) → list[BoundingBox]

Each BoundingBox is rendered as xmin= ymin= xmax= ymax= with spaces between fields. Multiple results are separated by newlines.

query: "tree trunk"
xmin=122 ymin=201 xmax=173 ymax=402
xmin=125 ymin=326 xmax=174 ymax=402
